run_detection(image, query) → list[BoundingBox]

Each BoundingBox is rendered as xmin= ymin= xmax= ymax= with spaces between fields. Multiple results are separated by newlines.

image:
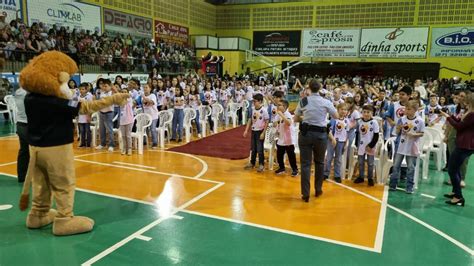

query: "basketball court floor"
xmin=0 ymin=121 xmax=472 ymax=265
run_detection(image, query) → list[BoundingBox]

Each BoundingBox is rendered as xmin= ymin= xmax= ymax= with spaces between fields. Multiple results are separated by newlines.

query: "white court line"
xmin=0 ymin=134 xmax=17 ymax=139
xmin=180 ymin=209 xmax=379 ymax=253
xmin=112 ymin=161 xmax=156 ymax=170
xmin=135 ymin=235 xmax=152 ymax=242
xmin=420 ymin=193 xmax=436 ymax=199
xmin=328 ymin=181 xmax=474 ymax=256
xmin=81 ymin=182 xmax=224 ymax=266
xmin=74 ymin=158 xmax=221 ymax=184
xmin=0 ymin=161 xmax=16 ymax=167
xmin=148 ymin=150 xmax=208 ymax=179
xmin=373 ymin=185 xmax=389 ymax=253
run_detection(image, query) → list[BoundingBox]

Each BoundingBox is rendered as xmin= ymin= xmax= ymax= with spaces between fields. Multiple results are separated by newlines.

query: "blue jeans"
xmin=148 ymin=119 xmax=158 ymax=146
xmin=194 ymin=110 xmax=201 ymax=134
xmin=358 ymin=154 xmax=375 ymax=180
xmin=78 ymin=123 xmax=91 ymax=147
xmin=390 ymin=153 xmax=416 ymax=190
xmin=324 ymin=141 xmax=345 ymax=178
xmin=172 ymin=108 xmax=184 ymax=139
xmin=250 ymin=130 xmax=264 ymax=166
xmin=99 ymin=111 xmax=114 ymax=147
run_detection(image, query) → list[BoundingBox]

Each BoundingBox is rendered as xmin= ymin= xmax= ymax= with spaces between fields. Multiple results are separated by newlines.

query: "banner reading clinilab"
xmin=430 ymin=27 xmax=474 ymax=57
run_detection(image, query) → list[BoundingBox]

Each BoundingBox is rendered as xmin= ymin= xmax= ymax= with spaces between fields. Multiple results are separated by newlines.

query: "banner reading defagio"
xmin=103 ymin=9 xmax=152 ymax=39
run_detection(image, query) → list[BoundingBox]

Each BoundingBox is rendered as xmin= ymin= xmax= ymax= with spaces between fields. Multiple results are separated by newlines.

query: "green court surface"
xmin=1 ymin=171 xmax=473 ymax=265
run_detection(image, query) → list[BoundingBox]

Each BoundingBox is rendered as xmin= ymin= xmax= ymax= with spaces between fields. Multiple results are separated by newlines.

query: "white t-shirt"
xmin=120 ymin=98 xmax=134 ymax=126
xmin=397 ymin=116 xmax=425 ymax=156
xmin=357 ymin=118 xmax=379 ymax=156
xmin=251 ymin=106 xmax=269 ymax=131
xmin=341 ymin=91 xmax=353 ymax=99
xmin=415 ymin=85 xmax=427 ymax=100
xmin=276 ymin=110 xmax=295 ymax=146
xmin=426 ymin=104 xmax=441 ymax=124
xmin=203 ymin=90 xmax=217 ymax=105
xmin=174 ymin=96 xmax=185 ymax=110
xmin=188 ymin=94 xmax=200 ymax=109
xmin=330 ymin=117 xmax=350 ymax=142
xmin=234 ymin=89 xmax=246 ymax=107
xmin=143 ymin=94 xmax=159 ymax=120
xmin=392 ymin=101 xmax=406 ymax=136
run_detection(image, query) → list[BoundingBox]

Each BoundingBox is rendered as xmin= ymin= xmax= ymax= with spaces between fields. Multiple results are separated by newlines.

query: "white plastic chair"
xmin=263 ymin=124 xmax=278 ymax=170
xmin=226 ymin=102 xmax=240 ymax=128
xmin=199 ymin=105 xmax=211 ymax=137
xmin=381 ymin=137 xmax=396 ymax=184
xmin=157 ymin=110 xmax=173 ymax=148
xmin=183 ymin=108 xmax=196 ymax=143
xmin=242 ymin=100 xmax=250 ymax=125
xmin=373 ymin=138 xmax=385 ymax=184
xmin=131 ymin=113 xmax=152 ymax=155
xmin=425 ymin=127 xmax=446 ymax=171
xmin=90 ymin=112 xmax=99 ymax=147
xmin=347 ymin=143 xmax=359 ymax=180
xmin=211 ymin=103 xmax=224 ymax=133
xmin=419 ymin=130 xmax=433 ymax=180
xmin=4 ymin=95 xmax=16 ymax=124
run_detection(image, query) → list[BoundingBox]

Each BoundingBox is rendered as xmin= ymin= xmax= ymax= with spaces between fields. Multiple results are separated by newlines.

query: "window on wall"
xmin=216 ymin=8 xmax=251 ymax=29
xmin=252 ymin=5 xmax=313 ymax=29
xmin=418 ymin=0 xmax=474 ymax=25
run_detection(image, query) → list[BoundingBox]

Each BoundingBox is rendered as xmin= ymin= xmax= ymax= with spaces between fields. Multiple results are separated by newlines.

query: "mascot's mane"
xmin=19 ymin=51 xmax=78 ymax=98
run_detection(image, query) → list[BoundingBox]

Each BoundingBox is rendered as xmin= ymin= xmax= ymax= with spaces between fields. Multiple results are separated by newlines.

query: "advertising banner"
xmin=253 ymin=31 xmax=301 ymax=57
xmin=359 ymin=27 xmax=429 ymax=58
xmin=0 ymin=0 xmax=22 ymax=22
xmin=301 ymin=29 xmax=360 ymax=57
xmin=103 ymin=8 xmax=152 ymax=39
xmin=154 ymin=20 xmax=189 ymax=46
xmin=430 ymin=27 xmax=474 ymax=57
xmin=27 ymin=0 xmax=101 ymax=34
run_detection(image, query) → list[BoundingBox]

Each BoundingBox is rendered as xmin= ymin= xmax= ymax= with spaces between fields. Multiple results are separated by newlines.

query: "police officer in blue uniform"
xmin=294 ymin=80 xmax=338 ymax=202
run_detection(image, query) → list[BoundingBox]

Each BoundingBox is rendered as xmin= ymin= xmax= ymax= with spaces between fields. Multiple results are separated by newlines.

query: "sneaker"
xmin=354 ymin=177 xmax=364 ymax=184
xmin=368 ymin=179 xmax=375 ymax=186
xmin=121 ymin=150 xmax=126 ymax=155
xmin=275 ymin=168 xmax=285 ymax=175
xmin=257 ymin=165 xmax=264 ymax=173
xmin=198 ymin=133 xmax=202 ymax=138
xmin=95 ymin=145 xmax=104 ymax=150
xmin=108 ymin=147 xmax=114 ymax=152
xmin=291 ymin=169 xmax=299 ymax=177
xmin=461 ymin=180 xmax=466 ymax=188
xmin=151 ymin=145 xmax=158 ymax=149
xmin=334 ymin=177 xmax=342 ymax=183
xmin=389 ymin=186 xmax=397 ymax=191
xmin=127 ymin=149 xmax=132 ymax=156
xmin=323 ymin=175 xmax=329 ymax=180
xmin=244 ymin=163 xmax=255 ymax=170
xmin=170 ymin=138 xmax=176 ymax=142
xmin=178 ymin=139 xmax=182 ymax=143
xmin=406 ymin=188 xmax=414 ymax=194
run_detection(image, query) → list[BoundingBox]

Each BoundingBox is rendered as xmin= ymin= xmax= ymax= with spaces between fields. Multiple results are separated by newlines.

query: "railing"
xmin=1 ymin=49 xmax=200 ymax=76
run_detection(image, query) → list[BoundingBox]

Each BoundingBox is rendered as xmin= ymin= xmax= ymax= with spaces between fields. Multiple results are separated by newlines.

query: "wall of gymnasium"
xmin=214 ymin=0 xmax=474 ymax=80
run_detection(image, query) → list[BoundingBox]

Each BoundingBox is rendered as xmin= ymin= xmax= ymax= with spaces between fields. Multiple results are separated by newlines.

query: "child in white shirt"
xmin=243 ymin=94 xmax=269 ymax=173
xmin=324 ymin=103 xmax=352 ymax=183
xmin=389 ymin=100 xmax=425 ymax=193
xmin=119 ymin=89 xmax=135 ymax=155
xmin=142 ymin=84 xmax=159 ymax=148
xmin=274 ymin=100 xmax=298 ymax=176
xmin=354 ymin=105 xmax=379 ymax=186
xmin=78 ymin=83 xmax=93 ymax=147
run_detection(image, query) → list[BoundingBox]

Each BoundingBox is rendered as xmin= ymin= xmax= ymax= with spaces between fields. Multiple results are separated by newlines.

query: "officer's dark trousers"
xmin=16 ymin=122 xmax=29 ymax=183
xmin=299 ymin=131 xmax=328 ymax=197
xmin=250 ymin=130 xmax=264 ymax=166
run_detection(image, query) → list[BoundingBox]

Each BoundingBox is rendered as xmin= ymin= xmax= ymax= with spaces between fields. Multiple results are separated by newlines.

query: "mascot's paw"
xmin=26 ymin=209 xmax=58 ymax=229
xmin=53 ymin=216 xmax=94 ymax=236
xmin=111 ymin=93 xmax=130 ymax=106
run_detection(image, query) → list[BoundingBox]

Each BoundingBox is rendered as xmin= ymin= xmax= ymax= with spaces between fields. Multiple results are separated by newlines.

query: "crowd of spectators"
xmin=0 ymin=15 xmax=196 ymax=73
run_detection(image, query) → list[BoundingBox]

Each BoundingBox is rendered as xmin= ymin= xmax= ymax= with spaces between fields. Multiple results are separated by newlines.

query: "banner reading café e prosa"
xmin=27 ymin=0 xmax=101 ymax=33
xmin=253 ymin=31 xmax=301 ymax=56
xmin=360 ymin=27 xmax=429 ymax=58
xmin=301 ymin=29 xmax=360 ymax=57
xmin=430 ymin=27 xmax=474 ymax=57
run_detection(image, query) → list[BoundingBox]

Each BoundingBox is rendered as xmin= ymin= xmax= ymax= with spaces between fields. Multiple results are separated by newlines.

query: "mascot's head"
xmin=19 ymin=51 xmax=78 ymax=100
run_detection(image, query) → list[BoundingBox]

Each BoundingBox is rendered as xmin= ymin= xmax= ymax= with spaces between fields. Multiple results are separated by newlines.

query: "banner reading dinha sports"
xmin=359 ymin=27 xmax=429 ymax=58
xmin=253 ymin=30 xmax=301 ymax=57
xmin=430 ymin=27 xmax=474 ymax=57
xmin=301 ymin=29 xmax=360 ymax=57
xmin=154 ymin=20 xmax=189 ymax=46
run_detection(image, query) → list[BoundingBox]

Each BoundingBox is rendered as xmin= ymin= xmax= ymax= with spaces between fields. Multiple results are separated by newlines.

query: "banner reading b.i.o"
xmin=155 ymin=20 xmax=189 ymax=46
xmin=431 ymin=27 xmax=474 ymax=57
xmin=253 ymin=31 xmax=301 ymax=57
xmin=360 ymin=27 xmax=429 ymax=58
xmin=301 ymin=29 xmax=360 ymax=58
xmin=103 ymin=9 xmax=152 ymax=39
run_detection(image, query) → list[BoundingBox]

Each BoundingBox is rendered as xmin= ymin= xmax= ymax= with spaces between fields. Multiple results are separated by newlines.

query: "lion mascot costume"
xmin=18 ymin=51 xmax=129 ymax=236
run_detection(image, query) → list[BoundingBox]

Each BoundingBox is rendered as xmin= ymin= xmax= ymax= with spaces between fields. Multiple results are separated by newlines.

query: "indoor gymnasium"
xmin=0 ymin=0 xmax=473 ymax=265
